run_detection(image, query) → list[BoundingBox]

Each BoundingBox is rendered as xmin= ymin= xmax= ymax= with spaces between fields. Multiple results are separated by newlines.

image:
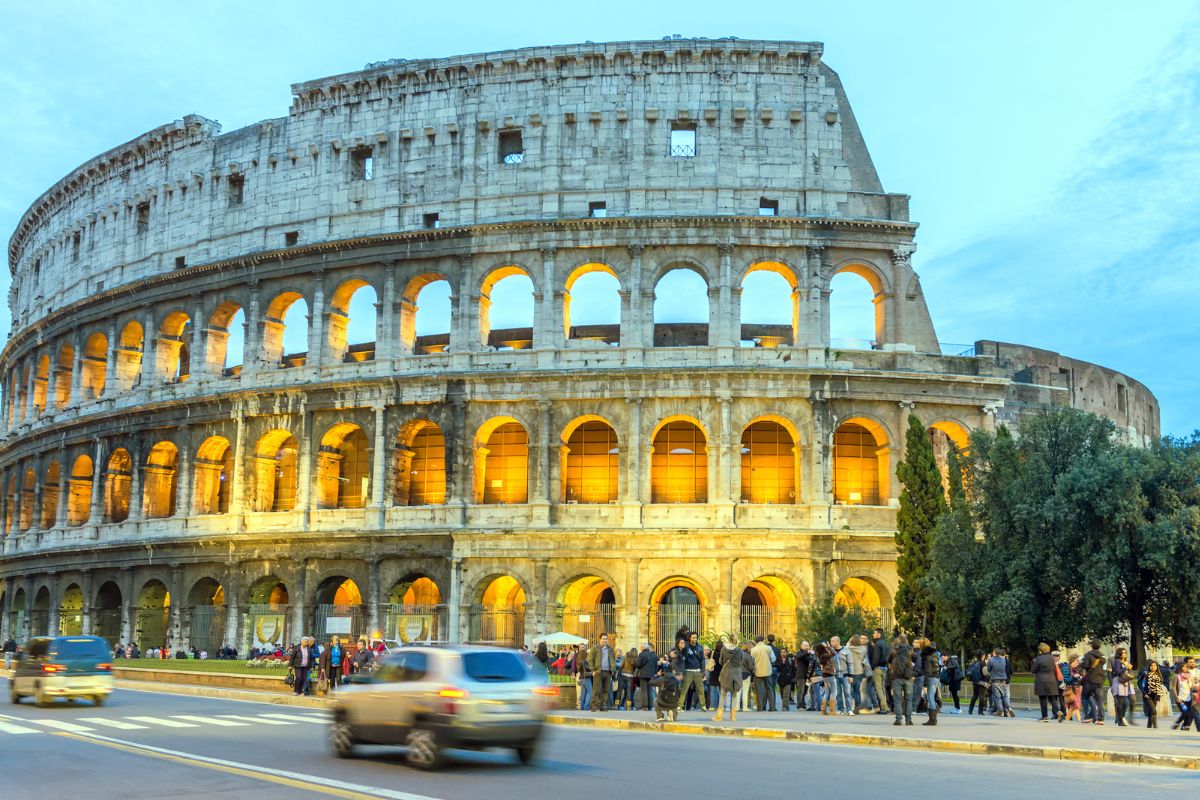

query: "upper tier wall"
xmin=7 ymin=38 xmax=904 ymax=332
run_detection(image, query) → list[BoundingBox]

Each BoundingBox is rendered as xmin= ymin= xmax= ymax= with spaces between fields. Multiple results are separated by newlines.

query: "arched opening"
xmin=92 ymin=582 xmax=121 ymax=644
xmin=651 ymin=420 xmax=708 ymax=503
xmin=32 ymin=354 xmax=49 ymax=415
xmin=386 ymin=576 xmax=446 ymax=644
xmin=253 ymin=430 xmax=298 ymax=512
xmin=134 ymin=580 xmax=170 ymax=650
xmin=471 ymin=576 xmax=526 ymax=647
xmin=558 ymin=576 xmax=616 ymax=643
xmin=187 ymin=578 xmax=226 ymax=653
xmin=740 ymin=419 xmax=798 ymax=504
xmin=206 ymin=301 xmax=244 ymax=376
xmin=833 ymin=419 xmax=889 ymax=506
xmin=829 ymin=266 xmax=884 ymax=350
xmin=193 ymin=436 xmax=234 ymax=515
xmin=476 ymin=419 xmax=529 ymax=504
xmin=479 ymin=267 xmax=534 ymax=349
xmin=395 ymin=421 xmax=446 ymax=506
xmin=142 ymin=441 xmax=179 ymax=518
xmin=103 ymin=448 xmax=133 ymax=523
xmin=41 ymin=461 xmax=61 ymax=528
xmin=739 ymin=576 xmax=799 ymax=642
xmin=7 ymin=372 xmax=18 ymax=427
xmin=15 ymin=365 xmax=28 ymax=422
xmin=3 ymin=476 xmax=13 ymax=532
xmin=564 ymin=264 xmax=621 ymax=346
xmin=19 ymin=467 xmax=34 ymax=531
xmin=81 ymin=332 xmax=108 ymax=399
xmin=328 ymin=279 xmax=378 ymax=363
xmin=114 ymin=320 xmax=144 ymax=391
xmin=246 ymin=577 xmax=289 ymax=651
xmin=157 ymin=311 xmax=192 ymax=383
xmin=929 ymin=421 xmax=970 ymax=493
xmin=67 ymin=455 xmax=93 ymax=526
xmin=312 ymin=576 xmax=365 ymax=643
xmin=316 ymin=423 xmax=371 ymax=509
xmin=834 ymin=576 xmax=891 ymax=632
xmin=59 ymin=584 xmax=83 ymax=636
xmin=403 ymin=275 xmax=452 ymax=354
xmin=31 ymin=586 xmax=51 ymax=637
xmin=54 ymin=344 xmax=74 ymax=408
xmin=561 ymin=418 xmax=619 ymax=503
xmin=741 ymin=263 xmax=798 ymax=347
xmin=653 ymin=268 xmax=709 ymax=347
xmin=263 ymin=291 xmax=309 ymax=368
xmin=9 ymin=588 xmax=26 ymax=640
xmin=648 ymin=579 xmax=705 ymax=656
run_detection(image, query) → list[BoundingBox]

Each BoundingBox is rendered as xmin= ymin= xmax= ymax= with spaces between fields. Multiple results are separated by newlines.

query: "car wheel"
xmin=515 ymin=742 xmax=537 ymax=765
xmin=35 ymin=684 xmax=50 ymax=708
xmin=9 ymin=682 xmax=20 ymax=704
xmin=93 ymin=694 xmax=106 ymax=707
xmin=405 ymin=726 xmax=444 ymax=771
xmin=329 ymin=718 xmax=356 ymax=759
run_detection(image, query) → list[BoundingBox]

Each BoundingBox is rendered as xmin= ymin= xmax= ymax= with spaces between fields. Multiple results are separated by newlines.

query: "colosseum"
xmin=0 ymin=39 xmax=1158 ymax=656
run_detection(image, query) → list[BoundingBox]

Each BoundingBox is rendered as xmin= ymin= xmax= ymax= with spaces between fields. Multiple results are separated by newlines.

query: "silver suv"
xmin=329 ymin=645 xmax=555 ymax=769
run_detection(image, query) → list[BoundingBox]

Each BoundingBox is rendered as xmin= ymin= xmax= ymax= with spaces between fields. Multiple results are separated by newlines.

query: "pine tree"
xmin=894 ymin=414 xmax=946 ymax=636
xmin=929 ymin=447 xmax=986 ymax=651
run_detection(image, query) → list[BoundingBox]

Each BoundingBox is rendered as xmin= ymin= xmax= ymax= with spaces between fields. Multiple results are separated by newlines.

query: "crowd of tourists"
xmin=546 ymin=628 xmax=1200 ymax=732
xmin=285 ymin=635 xmax=383 ymax=696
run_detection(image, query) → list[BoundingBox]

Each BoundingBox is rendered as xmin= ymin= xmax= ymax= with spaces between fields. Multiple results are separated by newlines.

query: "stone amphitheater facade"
xmin=0 ymin=39 xmax=1158 ymax=655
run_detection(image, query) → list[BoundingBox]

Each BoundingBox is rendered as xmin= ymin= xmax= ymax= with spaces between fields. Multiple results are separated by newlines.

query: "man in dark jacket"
xmin=888 ymin=634 xmax=915 ymax=726
xmin=796 ymin=642 xmax=816 ymax=711
xmin=869 ymin=628 xmax=891 ymax=714
xmin=586 ymin=633 xmax=618 ymax=712
xmin=634 ymin=642 xmax=658 ymax=709
xmin=920 ymin=640 xmax=941 ymax=726
xmin=678 ymin=632 xmax=707 ymax=712
xmin=1081 ymin=640 xmax=1107 ymax=725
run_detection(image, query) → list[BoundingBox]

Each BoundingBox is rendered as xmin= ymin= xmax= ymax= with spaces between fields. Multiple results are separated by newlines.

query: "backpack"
xmin=966 ymin=660 xmax=984 ymax=684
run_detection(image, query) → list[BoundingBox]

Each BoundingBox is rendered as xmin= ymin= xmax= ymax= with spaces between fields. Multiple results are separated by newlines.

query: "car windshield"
xmin=461 ymin=651 xmax=528 ymax=682
xmin=51 ymin=638 xmax=109 ymax=660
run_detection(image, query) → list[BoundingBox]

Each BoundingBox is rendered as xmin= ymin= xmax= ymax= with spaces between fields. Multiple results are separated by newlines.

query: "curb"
xmin=115 ymin=679 xmax=333 ymax=710
xmin=544 ymin=715 xmax=1200 ymax=772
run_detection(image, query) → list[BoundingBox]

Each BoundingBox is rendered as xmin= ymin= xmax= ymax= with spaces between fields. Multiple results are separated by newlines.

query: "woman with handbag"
xmin=1031 ymin=643 xmax=1063 ymax=722
xmin=1110 ymin=647 xmax=1135 ymax=727
xmin=1141 ymin=659 xmax=1165 ymax=728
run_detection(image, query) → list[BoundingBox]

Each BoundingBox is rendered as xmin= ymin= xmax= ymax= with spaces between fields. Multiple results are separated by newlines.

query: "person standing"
xmin=751 ymin=636 xmax=774 ymax=711
xmin=318 ymin=636 xmax=344 ymax=693
xmin=2 ymin=637 xmax=16 ymax=670
xmin=831 ymin=635 xmax=852 ymax=714
xmin=288 ymin=636 xmax=315 ymax=697
xmin=707 ymin=640 xmax=723 ymax=711
xmin=617 ymin=645 xmax=638 ymax=710
xmin=848 ymin=634 xmax=869 ymax=713
xmin=941 ymin=653 xmax=963 ymax=714
xmin=587 ymin=633 xmax=617 ymax=712
xmin=795 ymin=641 xmax=816 ymax=711
xmin=576 ymin=642 xmax=593 ymax=711
xmin=634 ymin=642 xmax=657 ymax=710
xmin=1061 ymin=653 xmax=1083 ymax=722
xmin=1031 ymin=643 xmax=1063 ymax=722
xmin=1109 ymin=647 xmax=1135 ymax=727
xmin=888 ymin=634 xmax=915 ymax=726
xmin=767 ymin=634 xmax=781 ymax=709
xmin=777 ymin=647 xmax=796 ymax=710
xmin=1141 ymin=659 xmax=1165 ymax=729
xmin=987 ymin=647 xmax=1014 ymax=717
xmin=920 ymin=638 xmax=941 ymax=725
xmin=678 ymin=632 xmax=708 ymax=713
xmin=1080 ymin=640 xmax=1107 ymax=725
xmin=713 ymin=637 xmax=746 ymax=722
xmin=869 ymin=628 xmax=891 ymax=714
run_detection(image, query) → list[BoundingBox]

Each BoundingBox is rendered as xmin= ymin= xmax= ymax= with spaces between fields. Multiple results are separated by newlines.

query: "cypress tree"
xmin=894 ymin=414 xmax=946 ymax=636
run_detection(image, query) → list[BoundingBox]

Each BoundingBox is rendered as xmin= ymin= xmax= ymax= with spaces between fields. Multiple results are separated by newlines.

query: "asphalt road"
xmin=0 ymin=680 xmax=1195 ymax=799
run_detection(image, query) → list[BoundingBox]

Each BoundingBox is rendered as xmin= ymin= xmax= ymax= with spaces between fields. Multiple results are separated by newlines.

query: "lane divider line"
xmin=261 ymin=712 xmax=327 ymax=724
xmin=51 ymin=730 xmax=443 ymax=800
xmin=26 ymin=719 xmax=94 ymax=733
xmin=76 ymin=717 xmax=150 ymax=730
xmin=0 ymin=721 xmax=38 ymax=734
xmin=124 ymin=716 xmax=198 ymax=728
xmin=219 ymin=714 xmax=295 ymax=725
xmin=171 ymin=715 xmax=249 ymax=727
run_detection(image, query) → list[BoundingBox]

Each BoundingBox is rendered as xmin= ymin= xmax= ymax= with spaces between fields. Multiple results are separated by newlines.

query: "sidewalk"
xmin=547 ymin=705 xmax=1200 ymax=770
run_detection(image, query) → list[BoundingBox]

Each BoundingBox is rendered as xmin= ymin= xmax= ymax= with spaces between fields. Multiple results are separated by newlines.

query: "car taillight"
xmin=532 ymin=686 xmax=558 ymax=697
xmin=41 ymin=663 xmax=66 ymax=674
xmin=96 ymin=663 xmax=112 ymax=671
xmin=438 ymin=687 xmax=468 ymax=699
xmin=437 ymin=686 xmax=468 ymax=714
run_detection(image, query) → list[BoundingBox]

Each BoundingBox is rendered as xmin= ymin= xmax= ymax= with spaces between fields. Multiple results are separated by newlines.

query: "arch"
xmin=927 ymin=419 xmax=970 ymax=495
xmin=834 ymin=576 xmax=892 ymax=631
xmin=253 ymin=430 xmax=298 ymax=512
xmin=830 ymin=262 xmax=888 ymax=349
xmin=479 ymin=266 xmax=534 ymax=348
xmin=142 ymin=440 xmax=179 ymax=518
xmin=134 ymin=579 xmax=170 ymax=650
xmin=395 ymin=420 xmax=446 ymax=506
xmin=471 ymin=575 xmax=526 ymax=647
xmin=67 ymin=454 xmax=93 ymax=526
xmin=739 ymin=575 xmax=800 ymax=640
xmin=741 ymin=261 xmax=799 ymax=347
xmin=563 ymin=263 xmax=621 ymax=345
xmin=312 ymin=576 xmax=365 ymax=642
xmin=186 ymin=576 xmax=227 ymax=653
xmin=556 ymin=574 xmax=617 ymax=642
xmin=18 ymin=467 xmax=34 ymax=531
xmin=648 ymin=576 xmax=707 ymax=656
xmin=740 ymin=418 xmax=798 ymax=504
xmin=388 ymin=576 xmax=442 ymax=606
xmin=31 ymin=586 xmax=51 ymax=637
xmin=651 ymin=418 xmax=708 ymax=503
xmin=386 ymin=575 xmax=446 ymax=643
xmin=316 ymin=423 xmax=370 ymax=509
xmin=54 ymin=343 xmax=73 ymax=408
xmin=15 ymin=363 xmax=28 ymax=422
xmin=188 ymin=577 xmax=225 ymax=606
xmin=102 ymin=448 xmax=133 ymax=523
xmin=114 ymin=320 xmax=144 ymax=391
xmin=327 ymin=277 xmax=378 ymax=363
xmin=561 ymin=417 xmax=619 ymax=503
xmin=832 ymin=417 xmax=890 ymax=506
xmin=156 ymin=310 xmax=192 ymax=383
xmin=263 ymin=290 xmax=309 ymax=368
xmin=929 ymin=419 xmax=970 ymax=450
xmin=41 ymin=460 xmax=61 ymax=528
xmin=475 ymin=417 xmax=529 ymax=504
xmin=205 ymin=300 xmax=244 ymax=374
xmin=81 ymin=332 xmax=108 ymax=399
xmin=59 ymin=583 xmax=84 ymax=636
xmin=32 ymin=354 xmax=49 ymax=414
xmin=93 ymin=581 xmax=122 ymax=645
xmin=401 ymin=273 xmax=453 ymax=354
xmin=193 ymin=435 xmax=234 ymax=515
xmin=247 ymin=576 xmax=289 ymax=606
xmin=653 ymin=267 xmax=710 ymax=347
xmin=9 ymin=587 xmax=26 ymax=639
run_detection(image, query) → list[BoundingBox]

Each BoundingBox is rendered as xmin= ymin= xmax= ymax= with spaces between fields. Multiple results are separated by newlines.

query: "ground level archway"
xmin=648 ymin=578 xmax=707 ymax=656
xmin=556 ymin=575 xmax=616 ymax=644
xmin=386 ymin=576 xmax=446 ymax=644
xmin=312 ymin=576 xmax=365 ymax=643
xmin=470 ymin=576 xmax=526 ymax=647
xmin=187 ymin=577 xmax=227 ymax=653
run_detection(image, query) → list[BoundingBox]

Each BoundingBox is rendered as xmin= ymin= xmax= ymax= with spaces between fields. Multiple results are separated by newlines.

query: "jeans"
xmin=3 ymin=652 xmax=11 ymax=670
xmin=851 ymin=673 xmax=866 ymax=709
xmin=615 ymin=673 xmax=631 ymax=709
xmin=1082 ymin=682 xmax=1104 ymax=722
xmin=991 ymin=681 xmax=1012 ymax=713
xmin=708 ymin=682 xmax=720 ymax=709
xmin=779 ymin=683 xmax=794 ymax=709
xmin=835 ymin=674 xmax=851 ymax=712
xmin=591 ymin=671 xmax=613 ymax=710
xmin=822 ymin=675 xmax=839 ymax=709
xmin=924 ymin=677 xmax=940 ymax=716
xmin=635 ymin=679 xmax=655 ymax=710
xmin=892 ymin=678 xmax=914 ymax=720
xmin=578 ymin=676 xmax=592 ymax=710
xmin=970 ymin=683 xmax=987 ymax=714
xmin=872 ymin=667 xmax=889 ymax=711
xmin=739 ymin=678 xmax=751 ymax=710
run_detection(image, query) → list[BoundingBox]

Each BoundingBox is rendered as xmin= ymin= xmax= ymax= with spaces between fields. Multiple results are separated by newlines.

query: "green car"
xmin=9 ymin=635 xmax=114 ymax=707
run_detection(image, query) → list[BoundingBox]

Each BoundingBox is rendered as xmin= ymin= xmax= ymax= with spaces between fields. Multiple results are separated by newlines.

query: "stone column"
xmin=0 ymin=581 xmax=10 ymax=641
xmin=533 ymin=558 xmax=549 ymax=640
xmin=241 ymin=280 xmax=262 ymax=381
xmin=224 ymin=568 xmax=241 ymax=655
xmin=624 ymin=559 xmax=641 ymax=647
xmin=290 ymin=560 xmax=307 ymax=645
xmin=720 ymin=560 xmax=736 ymax=634
xmin=622 ymin=398 xmax=643 ymax=524
xmin=127 ymin=438 xmax=144 ymax=523
xmin=448 ymin=255 xmax=473 ymax=355
xmin=169 ymin=564 xmax=184 ymax=650
xmin=620 ymin=245 xmax=646 ymax=352
xmin=21 ymin=576 xmax=33 ymax=639
xmin=447 ymin=394 xmax=469 ymax=511
xmin=532 ymin=247 xmax=557 ymax=353
xmin=190 ymin=296 xmax=207 ymax=379
xmin=89 ymin=439 xmax=105 ymax=525
xmin=30 ymin=454 xmax=44 ymax=530
xmin=69 ymin=333 xmax=84 ymax=406
xmin=530 ymin=400 xmax=552 ymax=524
xmin=175 ymin=431 xmax=193 ymax=520
xmin=24 ymin=356 xmax=37 ymax=421
xmin=367 ymin=557 xmax=382 ymax=638
xmin=47 ymin=573 xmax=60 ymax=636
xmin=119 ymin=568 xmax=133 ymax=645
xmin=715 ymin=243 xmax=735 ymax=349
xmin=54 ymin=448 xmax=70 ymax=528
xmin=306 ymin=271 xmax=326 ymax=367
xmin=80 ymin=570 xmax=93 ymax=635
xmin=102 ymin=319 xmax=120 ymax=394
xmin=230 ymin=403 xmax=246 ymax=530
xmin=447 ymin=557 xmax=463 ymax=644
xmin=369 ymin=403 xmax=387 ymax=528
xmin=296 ymin=405 xmax=313 ymax=529
xmin=376 ymin=267 xmax=397 ymax=362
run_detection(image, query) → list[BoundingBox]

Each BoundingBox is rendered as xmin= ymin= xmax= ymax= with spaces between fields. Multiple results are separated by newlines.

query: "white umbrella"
xmin=530 ymin=631 xmax=588 ymax=647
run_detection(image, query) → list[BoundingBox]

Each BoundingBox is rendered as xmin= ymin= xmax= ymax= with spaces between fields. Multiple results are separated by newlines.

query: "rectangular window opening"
xmin=228 ymin=174 xmax=244 ymax=206
xmin=174 ymin=256 xmax=187 ymax=270
xmin=588 ymin=201 xmax=607 ymax=219
xmin=71 ymin=233 xmax=81 ymax=261
xmin=669 ymin=124 xmax=697 ymax=158
xmin=284 ymin=231 xmax=299 ymax=247
xmin=499 ymin=129 xmax=525 ymax=165
xmin=350 ymin=147 xmax=374 ymax=181
xmin=135 ymin=202 xmax=150 ymax=235
xmin=758 ymin=198 xmax=779 ymax=216
xmin=423 ymin=213 xmax=441 ymax=229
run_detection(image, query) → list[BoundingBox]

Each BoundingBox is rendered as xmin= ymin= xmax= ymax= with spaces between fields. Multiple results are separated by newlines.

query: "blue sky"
xmin=1 ymin=1 xmax=1196 ymax=435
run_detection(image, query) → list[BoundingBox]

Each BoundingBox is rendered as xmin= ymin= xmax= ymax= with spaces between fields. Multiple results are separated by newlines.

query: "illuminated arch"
xmin=81 ymin=332 xmax=108 ymax=399
xmin=557 ymin=574 xmax=617 ymax=640
xmin=832 ymin=416 xmax=891 ymax=505
xmin=831 ymin=262 xmax=889 ymax=348
xmin=205 ymin=300 xmax=244 ymax=374
xmin=32 ymin=354 xmax=49 ymax=414
xmin=263 ymin=290 xmax=308 ymax=367
xmin=740 ymin=418 xmax=798 ymax=504
xmin=40 ymin=460 xmax=61 ymax=528
xmin=475 ymin=417 xmax=529 ymax=504
xmin=193 ymin=435 xmax=234 ymax=515
xmin=400 ymin=272 xmax=453 ymax=354
xmin=834 ymin=576 xmax=893 ymax=630
xmin=59 ymin=583 xmax=84 ymax=635
xmin=650 ymin=417 xmax=708 ymax=503
xmin=67 ymin=454 xmax=93 ymax=526
xmin=561 ymin=416 xmax=619 ymax=503
xmin=316 ymin=423 xmax=371 ymax=509
xmin=739 ymin=575 xmax=800 ymax=640
xmin=253 ymin=429 xmax=298 ymax=512
xmin=327 ymin=277 xmax=378 ymax=363
xmin=472 ymin=575 xmax=527 ymax=647
xmin=142 ymin=441 xmax=179 ymax=518
xmin=928 ymin=419 xmax=970 ymax=494
xmin=114 ymin=320 xmax=144 ymax=392
xmin=53 ymin=344 xmax=73 ymax=409
xmin=648 ymin=576 xmax=708 ymax=655
xmin=741 ymin=261 xmax=800 ymax=347
xmin=479 ymin=265 xmax=535 ymax=348
xmin=156 ymin=310 xmax=192 ymax=383
xmin=386 ymin=575 xmax=445 ymax=643
xmin=18 ymin=467 xmax=34 ymax=531
xmin=395 ymin=420 xmax=446 ymax=506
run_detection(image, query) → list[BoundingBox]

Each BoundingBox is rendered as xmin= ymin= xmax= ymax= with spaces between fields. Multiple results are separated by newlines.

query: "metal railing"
xmin=559 ymin=604 xmax=616 ymax=644
xmin=669 ymin=144 xmax=697 ymax=158
xmin=468 ymin=607 xmax=526 ymax=648
xmin=502 ymin=152 xmax=525 ymax=165
xmin=939 ymin=342 xmax=977 ymax=357
xmin=386 ymin=604 xmax=448 ymax=644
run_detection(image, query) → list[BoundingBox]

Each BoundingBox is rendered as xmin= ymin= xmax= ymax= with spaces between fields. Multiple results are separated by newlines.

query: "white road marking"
xmin=67 ymin=730 xmax=444 ymax=800
xmin=218 ymin=714 xmax=294 ymax=725
xmin=259 ymin=712 xmax=326 ymax=724
xmin=76 ymin=717 xmax=149 ymax=730
xmin=0 ymin=721 xmax=39 ymax=734
xmin=171 ymin=715 xmax=248 ymax=727
xmin=125 ymin=716 xmax=198 ymax=728
xmin=27 ymin=719 xmax=94 ymax=732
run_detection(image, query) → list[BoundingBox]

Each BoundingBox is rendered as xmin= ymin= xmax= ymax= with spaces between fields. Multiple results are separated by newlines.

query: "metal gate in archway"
xmin=189 ymin=605 xmax=227 ymax=653
xmin=560 ymin=604 xmax=616 ymax=644
xmin=134 ymin=607 xmax=169 ymax=649
xmin=312 ymin=604 xmax=365 ymax=644
xmin=28 ymin=610 xmax=50 ymax=638
xmin=58 ymin=611 xmax=83 ymax=636
xmin=468 ymin=606 xmax=525 ymax=648
xmin=650 ymin=604 xmax=702 ymax=657
xmin=94 ymin=609 xmax=121 ymax=646
xmin=385 ymin=604 xmax=448 ymax=644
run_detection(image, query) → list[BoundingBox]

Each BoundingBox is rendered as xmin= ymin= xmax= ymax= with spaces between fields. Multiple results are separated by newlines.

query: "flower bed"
xmin=116 ymin=658 xmax=289 ymax=676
